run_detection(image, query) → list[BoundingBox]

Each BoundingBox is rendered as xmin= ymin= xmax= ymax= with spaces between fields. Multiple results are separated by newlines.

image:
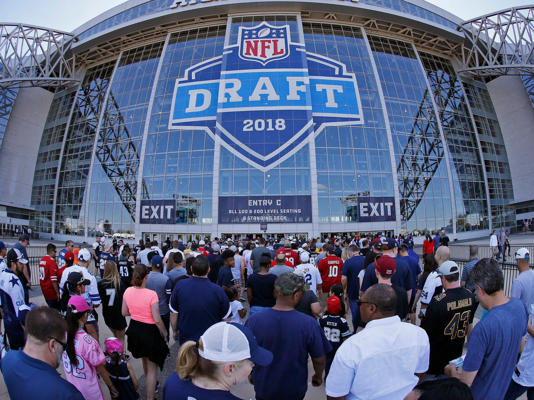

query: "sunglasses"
xmin=357 ymin=300 xmax=375 ymax=307
xmin=49 ymin=336 xmax=66 ymax=349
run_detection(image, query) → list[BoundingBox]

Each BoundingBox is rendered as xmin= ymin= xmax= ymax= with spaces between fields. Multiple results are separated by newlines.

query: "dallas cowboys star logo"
xmin=9 ymin=276 xmax=19 ymax=288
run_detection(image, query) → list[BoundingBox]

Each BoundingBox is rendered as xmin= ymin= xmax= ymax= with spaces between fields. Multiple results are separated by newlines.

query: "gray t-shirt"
xmin=511 ymin=269 xmax=534 ymax=312
xmin=269 ymin=265 xmax=293 ymax=277
xmin=251 ymin=246 xmax=270 ymax=273
xmin=146 ymin=271 xmax=172 ymax=315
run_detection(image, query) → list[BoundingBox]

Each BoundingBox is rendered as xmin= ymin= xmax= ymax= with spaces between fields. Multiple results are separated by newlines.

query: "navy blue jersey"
xmin=341 ymin=255 xmax=365 ymax=301
xmin=319 ymin=314 xmax=351 ymax=354
xmin=106 ymin=359 xmax=139 ymax=400
xmin=99 ymin=252 xmax=116 ymax=271
xmin=217 ymin=266 xmax=234 ymax=288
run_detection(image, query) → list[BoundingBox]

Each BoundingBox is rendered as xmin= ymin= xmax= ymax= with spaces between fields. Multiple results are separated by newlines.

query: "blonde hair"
xmin=103 ymin=260 xmax=120 ymax=290
xmin=341 ymin=247 xmax=350 ymax=261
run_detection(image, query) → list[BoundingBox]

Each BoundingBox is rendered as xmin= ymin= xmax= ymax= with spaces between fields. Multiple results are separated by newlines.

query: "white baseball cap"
xmin=515 ymin=248 xmax=530 ymax=260
xmin=78 ymin=248 xmax=92 ymax=262
xmin=300 ymin=252 xmax=310 ymax=263
xmin=199 ymin=322 xmax=272 ymax=367
xmin=436 ymin=260 xmax=460 ymax=276
xmin=199 ymin=240 xmax=205 ymax=246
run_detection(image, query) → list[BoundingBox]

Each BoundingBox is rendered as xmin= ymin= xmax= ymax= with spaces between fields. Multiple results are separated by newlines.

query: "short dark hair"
xmin=469 ymin=258 xmax=504 ymax=295
xmin=365 ymin=284 xmax=397 ymax=315
xmin=25 ymin=306 xmax=67 ymax=343
xmin=221 ymin=249 xmax=235 ymax=260
xmin=443 ymin=272 xmax=460 ymax=283
xmin=65 ymin=240 xmax=74 ymax=247
xmin=192 ymin=255 xmax=210 ymax=276
xmin=399 ymin=245 xmax=409 ymax=253
xmin=147 ymin=251 xmax=157 ymax=263
xmin=185 ymin=256 xmax=195 ymax=275
xmin=415 ymin=377 xmax=473 ymax=400
xmin=172 ymin=251 xmax=183 ymax=264
xmin=47 ymin=243 xmax=56 ymax=253
xmin=348 ymin=244 xmax=359 ymax=254
xmin=258 ymin=237 xmax=266 ymax=245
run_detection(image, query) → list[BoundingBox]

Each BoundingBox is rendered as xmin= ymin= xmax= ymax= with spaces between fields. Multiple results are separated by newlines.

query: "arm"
xmin=121 ymin=297 xmax=130 ymax=316
xmin=310 ymin=301 xmax=322 ymax=318
xmin=96 ymin=362 xmax=118 ymax=398
xmin=22 ymin=264 xmax=31 ymax=286
xmin=444 ymin=364 xmax=478 ymax=387
xmin=247 ymin=286 xmax=253 ymax=305
xmin=170 ymin=312 xmax=178 ymax=339
xmin=151 ymin=301 xmax=168 ymax=340
xmin=311 ymin=355 xmax=326 ymax=386
xmin=52 ymin=281 xmax=60 ymax=299
xmin=126 ymin=362 xmax=139 ymax=391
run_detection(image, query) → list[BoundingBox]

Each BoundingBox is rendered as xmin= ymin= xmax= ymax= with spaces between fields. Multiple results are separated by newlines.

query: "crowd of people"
xmin=0 ymin=232 xmax=532 ymax=400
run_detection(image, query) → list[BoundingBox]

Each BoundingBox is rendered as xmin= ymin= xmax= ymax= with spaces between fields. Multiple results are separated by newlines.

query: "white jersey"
xmin=0 ymin=269 xmax=30 ymax=320
xmin=293 ymin=263 xmax=323 ymax=295
xmin=243 ymin=249 xmax=253 ymax=275
xmin=420 ymin=271 xmax=442 ymax=305
xmin=59 ymin=265 xmax=101 ymax=307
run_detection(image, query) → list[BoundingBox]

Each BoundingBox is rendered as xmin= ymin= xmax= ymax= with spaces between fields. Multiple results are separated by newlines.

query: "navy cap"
xmin=151 ymin=255 xmax=163 ymax=268
xmin=374 ymin=238 xmax=397 ymax=251
xmin=0 ymin=241 xmax=6 ymax=251
xmin=327 ymin=245 xmax=336 ymax=253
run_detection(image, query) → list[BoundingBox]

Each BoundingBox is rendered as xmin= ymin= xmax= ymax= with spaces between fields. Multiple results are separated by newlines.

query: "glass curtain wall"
xmin=55 ymin=61 xmax=116 ymax=235
xmin=86 ymin=42 xmax=164 ymax=237
xmin=368 ymin=36 xmax=452 ymax=234
xmin=303 ymin=23 xmax=395 ymax=224
xmin=142 ymin=26 xmax=226 ymax=225
xmin=419 ymin=52 xmax=488 ymax=232
xmin=0 ymin=87 xmax=18 ymax=150
xmin=463 ymin=79 xmax=515 ymax=228
xmin=31 ymin=89 xmax=76 ymax=233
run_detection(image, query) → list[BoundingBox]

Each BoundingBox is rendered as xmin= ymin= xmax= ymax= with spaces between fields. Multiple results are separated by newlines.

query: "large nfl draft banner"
xmin=169 ymin=22 xmax=366 ymax=224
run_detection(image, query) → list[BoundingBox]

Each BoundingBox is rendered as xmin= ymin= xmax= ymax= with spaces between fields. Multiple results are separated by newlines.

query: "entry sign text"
xmin=219 ymin=196 xmax=312 ymax=224
xmin=170 ymin=21 xmax=363 ymax=170
xmin=358 ymin=197 xmax=396 ymax=222
xmin=140 ymin=200 xmax=175 ymax=224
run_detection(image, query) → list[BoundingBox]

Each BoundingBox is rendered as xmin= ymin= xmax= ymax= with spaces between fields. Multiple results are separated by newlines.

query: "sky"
xmin=1 ymin=0 xmax=532 ymax=32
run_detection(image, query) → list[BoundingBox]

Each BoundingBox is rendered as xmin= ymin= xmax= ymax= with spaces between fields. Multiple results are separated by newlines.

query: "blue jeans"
xmin=250 ymin=306 xmax=269 ymax=316
xmin=348 ymin=299 xmax=359 ymax=332
xmin=505 ymin=378 xmax=534 ymax=400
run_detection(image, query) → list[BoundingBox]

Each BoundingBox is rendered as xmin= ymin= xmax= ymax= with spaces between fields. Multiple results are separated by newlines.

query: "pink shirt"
xmin=62 ymin=330 xmax=106 ymax=400
xmin=123 ymin=287 xmax=158 ymax=324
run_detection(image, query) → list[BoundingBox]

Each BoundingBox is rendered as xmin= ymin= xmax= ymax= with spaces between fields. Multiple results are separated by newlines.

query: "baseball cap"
xmin=0 ymin=241 xmax=6 ymax=251
xmin=515 ymin=248 xmax=530 ymax=260
xmin=275 ymin=272 xmax=306 ymax=295
xmin=104 ymin=337 xmax=124 ymax=355
xmin=211 ymin=243 xmax=221 ymax=253
xmin=64 ymin=251 xmax=75 ymax=262
xmin=374 ymin=238 xmax=397 ymax=251
xmin=327 ymin=245 xmax=336 ymax=253
xmin=375 ymin=255 xmax=396 ymax=276
xmin=78 ymin=248 xmax=92 ymax=262
xmin=6 ymin=248 xmax=28 ymax=265
xmin=151 ymin=255 xmax=163 ymax=268
xmin=199 ymin=322 xmax=272 ymax=367
xmin=20 ymin=234 xmax=30 ymax=243
xmin=199 ymin=240 xmax=205 ymax=246
xmin=68 ymin=295 xmax=92 ymax=313
xmin=327 ymin=296 xmax=342 ymax=315
xmin=66 ymin=271 xmax=90 ymax=287
xmin=300 ymin=252 xmax=310 ymax=263
xmin=436 ymin=260 xmax=460 ymax=276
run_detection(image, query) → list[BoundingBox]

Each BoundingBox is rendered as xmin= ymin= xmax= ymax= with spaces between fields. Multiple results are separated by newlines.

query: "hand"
xmin=444 ymin=363 xmax=460 ymax=378
xmin=312 ymin=373 xmax=323 ymax=386
xmin=110 ymin=387 xmax=119 ymax=398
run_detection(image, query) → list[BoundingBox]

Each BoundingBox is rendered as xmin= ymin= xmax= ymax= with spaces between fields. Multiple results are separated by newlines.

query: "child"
xmin=329 ymin=283 xmax=346 ymax=318
xmin=104 ymin=337 xmax=139 ymax=399
xmin=319 ymin=296 xmax=350 ymax=378
xmin=224 ymin=286 xmax=246 ymax=324
xmin=63 ymin=295 xmax=119 ymax=399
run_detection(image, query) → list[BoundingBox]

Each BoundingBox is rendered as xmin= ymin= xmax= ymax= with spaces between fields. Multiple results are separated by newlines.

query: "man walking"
xmin=421 ymin=261 xmax=476 ymax=377
xmin=445 ymin=258 xmax=528 ymax=400
xmin=1 ymin=307 xmax=84 ymax=399
xmin=318 ymin=245 xmax=343 ymax=303
xmin=246 ymin=273 xmax=331 ymax=400
xmin=294 ymin=252 xmax=322 ymax=295
xmin=341 ymin=244 xmax=364 ymax=329
xmin=326 ymin=284 xmax=429 ymax=399
xmin=39 ymin=243 xmax=60 ymax=310
xmin=57 ymin=240 xmax=74 ymax=270
xmin=146 ymin=255 xmax=172 ymax=339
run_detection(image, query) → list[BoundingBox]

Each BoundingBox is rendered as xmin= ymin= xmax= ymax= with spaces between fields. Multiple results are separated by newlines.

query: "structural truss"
xmin=0 ymin=23 xmax=78 ymax=88
xmin=459 ymin=6 xmax=534 ymax=76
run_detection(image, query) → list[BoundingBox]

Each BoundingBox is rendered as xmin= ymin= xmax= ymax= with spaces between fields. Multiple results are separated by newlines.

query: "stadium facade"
xmin=1 ymin=0 xmax=533 ymax=242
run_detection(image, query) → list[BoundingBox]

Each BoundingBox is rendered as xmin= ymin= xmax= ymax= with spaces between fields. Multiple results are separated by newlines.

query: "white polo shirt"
xmin=326 ymin=316 xmax=429 ymax=400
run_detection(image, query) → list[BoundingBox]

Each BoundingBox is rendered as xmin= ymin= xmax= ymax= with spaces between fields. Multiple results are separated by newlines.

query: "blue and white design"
xmin=169 ymin=22 xmax=363 ymax=170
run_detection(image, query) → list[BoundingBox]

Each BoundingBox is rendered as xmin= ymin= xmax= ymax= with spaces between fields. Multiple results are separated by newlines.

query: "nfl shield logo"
xmin=238 ymin=22 xmax=290 ymax=65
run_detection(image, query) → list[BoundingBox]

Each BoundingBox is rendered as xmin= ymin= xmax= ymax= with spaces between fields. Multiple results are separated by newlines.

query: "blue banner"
xmin=170 ymin=21 xmax=363 ymax=170
xmin=140 ymin=200 xmax=175 ymax=224
xmin=219 ymin=195 xmax=312 ymax=224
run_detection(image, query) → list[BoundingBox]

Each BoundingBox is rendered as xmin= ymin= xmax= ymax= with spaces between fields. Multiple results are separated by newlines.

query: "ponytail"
xmin=65 ymin=306 xmax=86 ymax=367
xmin=131 ymin=264 xmax=148 ymax=287
xmin=177 ymin=340 xmax=218 ymax=380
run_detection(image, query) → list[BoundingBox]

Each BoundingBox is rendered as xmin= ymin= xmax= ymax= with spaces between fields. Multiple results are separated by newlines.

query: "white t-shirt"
xmin=137 ymin=248 xmax=151 ymax=266
xmin=326 ymin=316 xmax=429 ymax=400
xmin=420 ymin=271 xmax=442 ymax=305
xmin=164 ymin=248 xmax=185 ymax=264
xmin=232 ymin=254 xmax=244 ymax=281
xmin=489 ymin=234 xmax=498 ymax=247
xmin=243 ymin=250 xmax=253 ymax=276
xmin=293 ymin=263 xmax=323 ymax=295
xmin=230 ymin=300 xmax=244 ymax=325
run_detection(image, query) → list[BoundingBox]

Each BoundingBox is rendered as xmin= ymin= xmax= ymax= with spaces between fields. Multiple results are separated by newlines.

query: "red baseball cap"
xmin=375 ymin=255 xmax=396 ymax=276
xmin=327 ymin=296 xmax=342 ymax=315
xmin=64 ymin=251 xmax=74 ymax=262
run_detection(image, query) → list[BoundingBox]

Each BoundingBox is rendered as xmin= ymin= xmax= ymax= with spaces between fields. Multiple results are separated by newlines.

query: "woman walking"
xmin=122 ymin=264 xmax=169 ymax=400
xmin=98 ymin=260 xmax=127 ymax=345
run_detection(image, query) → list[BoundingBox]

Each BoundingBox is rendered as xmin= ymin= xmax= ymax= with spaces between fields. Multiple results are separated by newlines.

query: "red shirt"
xmin=317 ymin=255 xmax=343 ymax=293
xmin=423 ymin=239 xmax=434 ymax=254
xmin=198 ymin=247 xmax=209 ymax=256
xmin=275 ymin=249 xmax=300 ymax=267
xmin=39 ymin=255 xmax=59 ymax=300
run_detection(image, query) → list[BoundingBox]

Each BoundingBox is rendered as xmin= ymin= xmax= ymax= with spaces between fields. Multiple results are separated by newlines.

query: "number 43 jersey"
xmin=421 ymin=287 xmax=476 ymax=375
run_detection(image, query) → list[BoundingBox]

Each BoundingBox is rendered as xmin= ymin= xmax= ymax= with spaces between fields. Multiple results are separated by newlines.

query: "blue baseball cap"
xmin=151 ymin=255 xmax=163 ymax=268
xmin=0 ymin=241 xmax=6 ymax=251
xmin=198 ymin=322 xmax=273 ymax=367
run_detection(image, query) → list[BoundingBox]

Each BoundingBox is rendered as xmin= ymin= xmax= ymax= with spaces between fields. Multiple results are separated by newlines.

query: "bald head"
xmin=364 ymin=284 xmax=397 ymax=317
xmin=435 ymin=246 xmax=450 ymax=266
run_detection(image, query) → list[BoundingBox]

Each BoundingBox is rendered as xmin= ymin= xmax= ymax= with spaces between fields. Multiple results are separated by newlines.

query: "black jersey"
xmin=421 ymin=287 xmax=476 ymax=375
xmin=319 ymin=314 xmax=350 ymax=354
xmin=97 ymin=279 xmax=127 ymax=331
xmin=392 ymin=284 xmax=409 ymax=321
xmin=117 ymin=257 xmax=134 ymax=287
xmin=106 ymin=358 xmax=139 ymax=399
